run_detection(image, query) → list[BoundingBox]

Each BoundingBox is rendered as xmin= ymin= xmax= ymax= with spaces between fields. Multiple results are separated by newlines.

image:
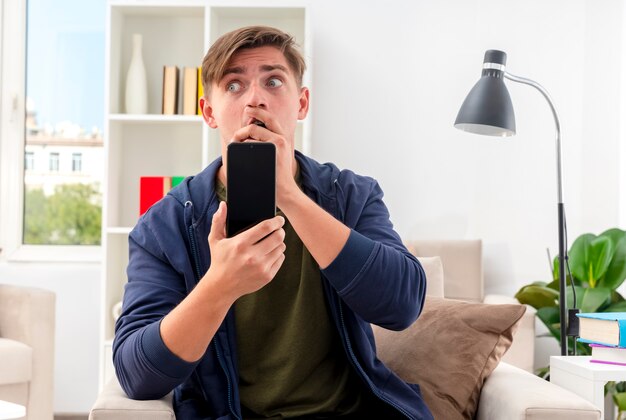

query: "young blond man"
xmin=114 ymin=26 xmax=432 ymax=420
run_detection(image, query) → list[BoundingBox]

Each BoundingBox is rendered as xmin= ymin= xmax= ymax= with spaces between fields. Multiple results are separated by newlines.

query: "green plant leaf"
xmin=614 ymin=392 xmax=626 ymax=411
xmin=551 ymin=260 xmax=583 ymax=288
xmin=546 ymin=278 xmax=559 ymax=291
xmin=598 ymin=229 xmax=626 ymax=290
xmin=537 ymin=306 xmax=561 ymax=341
xmin=612 ymin=290 xmax=626 ymax=304
xmin=579 ymin=287 xmax=612 ymax=313
xmin=515 ymin=285 xmax=559 ymax=309
xmin=576 ymin=340 xmax=591 ymax=356
xmin=569 ymin=234 xmax=614 ymax=287
xmin=536 ymin=366 xmax=550 ymax=379
xmin=565 ymin=285 xmax=586 ymax=310
xmin=603 ymin=301 xmax=626 ymax=312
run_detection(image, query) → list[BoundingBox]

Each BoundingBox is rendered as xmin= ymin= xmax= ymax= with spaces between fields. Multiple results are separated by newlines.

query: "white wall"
xmin=310 ymin=0 xmax=624 ymax=297
xmin=0 ymin=0 xmax=625 ymax=414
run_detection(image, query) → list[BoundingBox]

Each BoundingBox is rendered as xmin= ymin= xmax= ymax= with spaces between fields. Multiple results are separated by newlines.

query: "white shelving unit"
xmin=100 ymin=0 xmax=311 ymax=388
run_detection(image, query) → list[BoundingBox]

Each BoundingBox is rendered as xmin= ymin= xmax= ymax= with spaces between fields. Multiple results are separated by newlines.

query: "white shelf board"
xmin=109 ymin=114 xmax=203 ymax=124
xmin=107 ymin=227 xmax=133 ymax=235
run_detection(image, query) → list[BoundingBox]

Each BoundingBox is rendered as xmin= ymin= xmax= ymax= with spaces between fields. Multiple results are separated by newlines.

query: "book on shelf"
xmin=140 ymin=176 xmax=186 ymax=215
xmin=577 ymin=312 xmax=626 ymax=347
xmin=182 ymin=67 xmax=198 ymax=115
xmin=197 ymin=67 xmax=204 ymax=116
xmin=589 ymin=343 xmax=626 ymax=366
xmin=162 ymin=65 xmax=179 ymax=115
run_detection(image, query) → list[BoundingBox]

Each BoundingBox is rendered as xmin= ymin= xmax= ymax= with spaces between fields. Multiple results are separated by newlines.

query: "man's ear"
xmin=297 ymin=87 xmax=310 ymax=120
xmin=199 ymin=96 xmax=218 ymax=129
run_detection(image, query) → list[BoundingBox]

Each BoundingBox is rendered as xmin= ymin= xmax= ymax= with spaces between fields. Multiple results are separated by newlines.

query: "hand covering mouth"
xmin=247 ymin=118 xmax=266 ymax=128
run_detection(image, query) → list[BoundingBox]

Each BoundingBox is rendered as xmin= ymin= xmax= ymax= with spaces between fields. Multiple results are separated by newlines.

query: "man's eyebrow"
xmin=222 ymin=66 xmax=245 ymax=77
xmin=221 ymin=64 xmax=288 ymax=80
xmin=260 ymin=64 xmax=289 ymax=73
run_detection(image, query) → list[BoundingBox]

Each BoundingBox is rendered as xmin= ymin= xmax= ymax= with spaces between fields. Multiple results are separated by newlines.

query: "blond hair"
xmin=201 ymin=25 xmax=306 ymax=96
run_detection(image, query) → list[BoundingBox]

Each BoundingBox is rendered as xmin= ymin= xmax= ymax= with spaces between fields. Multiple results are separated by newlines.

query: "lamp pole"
xmin=455 ymin=50 xmax=569 ymax=356
xmin=502 ymin=72 xmax=567 ymax=356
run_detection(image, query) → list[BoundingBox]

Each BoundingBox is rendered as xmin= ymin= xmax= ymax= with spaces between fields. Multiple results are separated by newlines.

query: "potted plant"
xmin=516 ymin=228 xmax=626 ymax=413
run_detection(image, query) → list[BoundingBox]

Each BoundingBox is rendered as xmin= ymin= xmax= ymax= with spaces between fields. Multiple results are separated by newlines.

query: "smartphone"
xmin=226 ymin=142 xmax=276 ymax=237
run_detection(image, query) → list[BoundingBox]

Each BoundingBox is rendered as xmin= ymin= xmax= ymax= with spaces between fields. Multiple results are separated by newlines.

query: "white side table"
xmin=551 ymin=355 xmax=626 ymax=419
xmin=0 ymin=400 xmax=25 ymax=420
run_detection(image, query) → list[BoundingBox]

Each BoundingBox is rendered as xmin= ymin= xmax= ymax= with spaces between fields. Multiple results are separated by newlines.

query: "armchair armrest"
xmin=89 ymin=377 xmax=174 ymax=420
xmin=478 ymin=362 xmax=600 ymax=420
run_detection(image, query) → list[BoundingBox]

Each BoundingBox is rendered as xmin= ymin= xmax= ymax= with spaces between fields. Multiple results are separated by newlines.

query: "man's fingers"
xmin=239 ymin=215 xmax=284 ymax=243
xmin=230 ymin=125 xmax=276 ymax=143
xmin=267 ymin=251 xmax=286 ymax=279
xmin=243 ymin=107 xmax=283 ymax=135
xmin=208 ymin=201 xmax=227 ymax=242
xmin=254 ymin=227 xmax=286 ymax=256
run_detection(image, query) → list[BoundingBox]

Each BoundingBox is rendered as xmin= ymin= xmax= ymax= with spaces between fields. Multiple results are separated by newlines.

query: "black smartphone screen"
xmin=226 ymin=142 xmax=276 ymax=237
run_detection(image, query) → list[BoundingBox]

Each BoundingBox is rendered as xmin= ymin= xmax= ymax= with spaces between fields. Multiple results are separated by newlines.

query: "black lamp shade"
xmin=454 ymin=72 xmax=516 ymax=137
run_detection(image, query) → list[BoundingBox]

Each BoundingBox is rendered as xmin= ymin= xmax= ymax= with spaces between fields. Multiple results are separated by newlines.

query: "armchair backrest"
xmin=407 ymin=240 xmax=483 ymax=302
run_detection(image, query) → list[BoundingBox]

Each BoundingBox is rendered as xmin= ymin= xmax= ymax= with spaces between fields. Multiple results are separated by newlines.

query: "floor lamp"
xmin=454 ymin=49 xmax=569 ymax=356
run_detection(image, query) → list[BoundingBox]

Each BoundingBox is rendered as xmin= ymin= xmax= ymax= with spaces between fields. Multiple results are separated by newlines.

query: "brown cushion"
xmin=372 ymin=296 xmax=526 ymax=420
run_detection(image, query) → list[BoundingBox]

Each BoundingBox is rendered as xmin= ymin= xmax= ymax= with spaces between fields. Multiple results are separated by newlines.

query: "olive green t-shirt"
xmin=215 ymin=175 xmax=363 ymax=419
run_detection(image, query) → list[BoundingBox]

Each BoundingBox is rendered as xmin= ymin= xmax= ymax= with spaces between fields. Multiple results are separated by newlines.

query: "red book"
xmin=140 ymin=177 xmax=167 ymax=215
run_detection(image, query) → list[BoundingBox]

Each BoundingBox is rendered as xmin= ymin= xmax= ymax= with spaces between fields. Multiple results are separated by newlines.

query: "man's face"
xmin=201 ymin=46 xmax=309 ymax=149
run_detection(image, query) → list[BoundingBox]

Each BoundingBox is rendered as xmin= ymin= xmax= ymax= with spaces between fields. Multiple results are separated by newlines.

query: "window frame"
xmin=24 ymin=151 xmax=34 ymax=171
xmin=72 ymin=152 xmax=82 ymax=172
xmin=49 ymin=152 xmax=60 ymax=172
xmin=0 ymin=0 xmax=100 ymax=262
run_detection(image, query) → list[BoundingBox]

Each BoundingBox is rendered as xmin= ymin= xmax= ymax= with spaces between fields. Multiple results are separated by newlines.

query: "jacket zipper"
xmin=187 ymin=222 xmax=240 ymax=420
xmin=214 ymin=339 xmax=239 ymax=420
xmin=187 ymin=224 xmax=202 ymax=281
xmin=338 ymin=296 xmax=412 ymax=419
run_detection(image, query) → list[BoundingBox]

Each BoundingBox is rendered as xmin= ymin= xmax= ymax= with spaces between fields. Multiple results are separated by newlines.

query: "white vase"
xmin=125 ymin=33 xmax=148 ymax=114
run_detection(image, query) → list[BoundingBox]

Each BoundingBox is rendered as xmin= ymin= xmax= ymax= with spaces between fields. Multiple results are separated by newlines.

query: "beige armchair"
xmin=406 ymin=239 xmax=536 ymax=372
xmin=0 ymin=284 xmax=55 ymax=420
xmin=90 ymin=240 xmax=599 ymax=419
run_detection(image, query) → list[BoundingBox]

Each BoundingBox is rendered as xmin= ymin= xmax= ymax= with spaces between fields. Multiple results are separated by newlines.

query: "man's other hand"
xmin=205 ymin=201 xmax=286 ymax=300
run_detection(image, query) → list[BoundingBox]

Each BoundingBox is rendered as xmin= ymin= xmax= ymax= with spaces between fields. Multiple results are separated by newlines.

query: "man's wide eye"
xmin=227 ymin=82 xmax=242 ymax=92
xmin=267 ymin=78 xmax=283 ymax=88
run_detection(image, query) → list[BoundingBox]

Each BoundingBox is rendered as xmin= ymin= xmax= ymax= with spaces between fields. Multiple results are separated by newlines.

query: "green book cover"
xmin=172 ymin=176 xmax=185 ymax=188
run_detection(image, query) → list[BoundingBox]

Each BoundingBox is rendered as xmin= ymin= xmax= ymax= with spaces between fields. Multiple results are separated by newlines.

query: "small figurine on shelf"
xmin=124 ymin=33 xmax=148 ymax=114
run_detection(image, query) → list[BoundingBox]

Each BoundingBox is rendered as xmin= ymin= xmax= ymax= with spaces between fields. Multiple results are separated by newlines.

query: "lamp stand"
xmin=504 ymin=72 xmax=568 ymax=356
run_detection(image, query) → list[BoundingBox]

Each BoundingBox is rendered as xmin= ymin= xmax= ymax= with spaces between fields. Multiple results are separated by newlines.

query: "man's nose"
xmin=244 ymin=82 xmax=267 ymax=108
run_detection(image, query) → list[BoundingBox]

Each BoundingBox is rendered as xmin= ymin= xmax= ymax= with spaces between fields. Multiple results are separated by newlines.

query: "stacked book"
xmin=162 ymin=66 xmax=203 ymax=116
xmin=577 ymin=312 xmax=626 ymax=366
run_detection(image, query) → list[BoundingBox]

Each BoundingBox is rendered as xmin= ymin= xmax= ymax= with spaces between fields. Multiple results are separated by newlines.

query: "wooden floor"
xmin=54 ymin=415 xmax=88 ymax=420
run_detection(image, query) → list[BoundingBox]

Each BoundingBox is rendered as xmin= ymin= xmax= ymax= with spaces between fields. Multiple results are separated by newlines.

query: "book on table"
xmin=589 ymin=343 xmax=626 ymax=366
xmin=577 ymin=312 xmax=626 ymax=347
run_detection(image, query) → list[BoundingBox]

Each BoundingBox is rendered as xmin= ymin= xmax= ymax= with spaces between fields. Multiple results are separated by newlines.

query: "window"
xmin=0 ymin=0 xmax=105 ymax=259
xmin=25 ymin=152 xmax=34 ymax=171
xmin=22 ymin=0 xmax=105 ymax=246
xmin=72 ymin=153 xmax=82 ymax=172
xmin=48 ymin=152 xmax=59 ymax=171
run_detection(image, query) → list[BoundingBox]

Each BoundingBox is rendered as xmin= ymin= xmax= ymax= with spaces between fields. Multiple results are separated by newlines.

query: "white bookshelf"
xmin=100 ymin=0 xmax=311 ymax=389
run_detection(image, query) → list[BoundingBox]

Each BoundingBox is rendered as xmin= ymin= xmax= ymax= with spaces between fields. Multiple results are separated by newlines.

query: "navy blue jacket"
xmin=114 ymin=151 xmax=433 ymax=420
